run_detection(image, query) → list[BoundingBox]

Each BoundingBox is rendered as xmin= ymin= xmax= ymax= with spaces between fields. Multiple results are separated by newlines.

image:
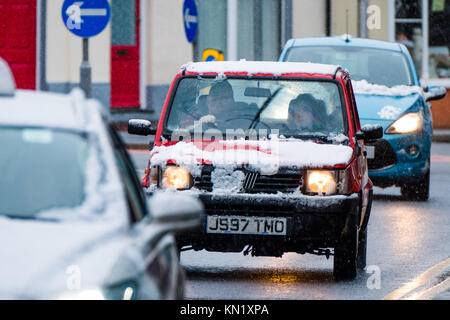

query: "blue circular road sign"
xmin=62 ymin=0 xmax=111 ymax=38
xmin=183 ymin=0 xmax=198 ymax=43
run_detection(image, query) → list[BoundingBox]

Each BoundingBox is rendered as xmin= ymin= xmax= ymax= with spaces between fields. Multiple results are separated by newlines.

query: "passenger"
xmin=287 ymin=93 xmax=325 ymax=132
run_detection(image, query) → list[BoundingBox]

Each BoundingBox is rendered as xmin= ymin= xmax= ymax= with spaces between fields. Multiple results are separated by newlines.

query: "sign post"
xmin=80 ymin=38 xmax=91 ymax=97
xmin=183 ymin=0 xmax=198 ymax=43
xmin=62 ymin=0 xmax=111 ymax=97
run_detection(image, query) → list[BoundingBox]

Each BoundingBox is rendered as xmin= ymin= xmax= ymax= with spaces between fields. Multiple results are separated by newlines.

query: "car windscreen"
xmin=164 ymin=77 xmax=347 ymax=141
xmin=0 ymin=127 xmax=89 ymax=219
xmin=284 ymin=46 xmax=413 ymax=87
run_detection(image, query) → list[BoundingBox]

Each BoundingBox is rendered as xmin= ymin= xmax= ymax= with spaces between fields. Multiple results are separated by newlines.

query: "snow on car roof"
xmin=0 ymin=88 xmax=103 ymax=130
xmin=183 ymin=60 xmax=340 ymax=77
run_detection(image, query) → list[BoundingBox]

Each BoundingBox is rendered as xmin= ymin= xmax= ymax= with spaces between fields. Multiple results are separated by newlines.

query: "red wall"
xmin=0 ymin=0 xmax=36 ymax=90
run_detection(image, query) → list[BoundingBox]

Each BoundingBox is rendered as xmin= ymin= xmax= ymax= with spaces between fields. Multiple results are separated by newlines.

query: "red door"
xmin=110 ymin=0 xmax=140 ymax=108
xmin=0 ymin=0 xmax=36 ymax=89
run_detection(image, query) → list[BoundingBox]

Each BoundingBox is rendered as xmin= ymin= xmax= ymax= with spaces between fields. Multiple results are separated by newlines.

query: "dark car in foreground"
xmin=129 ymin=60 xmax=383 ymax=280
xmin=0 ymin=58 xmax=202 ymax=299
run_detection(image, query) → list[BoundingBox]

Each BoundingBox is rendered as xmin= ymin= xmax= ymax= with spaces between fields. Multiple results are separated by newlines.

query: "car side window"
xmin=108 ymin=125 xmax=148 ymax=223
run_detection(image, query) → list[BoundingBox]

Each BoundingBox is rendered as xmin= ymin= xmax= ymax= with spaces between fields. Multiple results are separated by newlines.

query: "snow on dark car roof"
xmin=0 ymin=57 xmax=15 ymax=96
xmin=183 ymin=60 xmax=340 ymax=77
xmin=0 ymin=88 xmax=104 ymax=131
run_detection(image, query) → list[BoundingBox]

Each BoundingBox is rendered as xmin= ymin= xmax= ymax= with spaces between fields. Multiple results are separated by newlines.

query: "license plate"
xmin=206 ymin=216 xmax=287 ymax=236
xmin=366 ymin=146 xmax=375 ymax=159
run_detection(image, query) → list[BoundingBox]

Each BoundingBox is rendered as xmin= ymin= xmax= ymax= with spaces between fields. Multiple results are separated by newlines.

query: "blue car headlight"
xmin=385 ymin=111 xmax=423 ymax=134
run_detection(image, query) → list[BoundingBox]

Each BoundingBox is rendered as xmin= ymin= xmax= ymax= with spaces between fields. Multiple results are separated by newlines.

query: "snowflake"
xmin=377 ymin=105 xmax=401 ymax=120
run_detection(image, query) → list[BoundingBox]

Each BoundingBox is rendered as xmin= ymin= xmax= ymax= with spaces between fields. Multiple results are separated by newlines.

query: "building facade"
xmin=1 ymin=0 xmax=449 ymax=126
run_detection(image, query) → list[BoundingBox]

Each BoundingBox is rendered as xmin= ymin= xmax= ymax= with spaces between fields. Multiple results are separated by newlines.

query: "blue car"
xmin=280 ymin=36 xmax=446 ymax=201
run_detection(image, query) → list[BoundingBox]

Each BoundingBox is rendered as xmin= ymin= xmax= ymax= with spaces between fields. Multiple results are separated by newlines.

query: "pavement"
xmin=432 ymin=129 xmax=450 ymax=143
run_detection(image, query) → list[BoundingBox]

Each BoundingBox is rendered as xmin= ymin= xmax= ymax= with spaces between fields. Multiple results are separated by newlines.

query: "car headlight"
xmin=304 ymin=170 xmax=348 ymax=196
xmin=162 ymin=166 xmax=191 ymax=190
xmin=386 ymin=111 xmax=422 ymax=134
xmin=305 ymin=170 xmax=337 ymax=195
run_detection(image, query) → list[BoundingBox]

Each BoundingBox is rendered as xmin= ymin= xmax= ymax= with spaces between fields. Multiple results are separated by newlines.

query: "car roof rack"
xmin=0 ymin=58 xmax=16 ymax=97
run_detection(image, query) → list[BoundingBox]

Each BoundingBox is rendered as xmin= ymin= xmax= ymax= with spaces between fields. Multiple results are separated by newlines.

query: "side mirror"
xmin=359 ymin=124 xmax=383 ymax=141
xmin=148 ymin=192 xmax=203 ymax=233
xmin=128 ymin=119 xmax=157 ymax=136
xmin=424 ymin=86 xmax=446 ymax=102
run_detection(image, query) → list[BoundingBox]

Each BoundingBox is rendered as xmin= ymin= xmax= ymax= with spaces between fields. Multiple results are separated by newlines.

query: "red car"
xmin=129 ymin=61 xmax=382 ymax=280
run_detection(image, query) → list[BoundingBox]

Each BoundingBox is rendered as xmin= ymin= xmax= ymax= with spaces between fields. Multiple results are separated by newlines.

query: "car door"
xmin=107 ymin=125 xmax=181 ymax=299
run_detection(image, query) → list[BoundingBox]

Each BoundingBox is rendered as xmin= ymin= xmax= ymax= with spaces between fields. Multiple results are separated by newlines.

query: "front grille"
xmin=366 ymin=139 xmax=397 ymax=170
xmin=204 ymin=203 xmax=295 ymax=217
xmin=193 ymin=165 xmax=302 ymax=194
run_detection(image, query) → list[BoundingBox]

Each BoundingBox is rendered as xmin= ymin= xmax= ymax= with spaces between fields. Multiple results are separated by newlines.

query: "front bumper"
xmin=366 ymin=130 xmax=431 ymax=187
xmin=175 ymin=191 xmax=359 ymax=255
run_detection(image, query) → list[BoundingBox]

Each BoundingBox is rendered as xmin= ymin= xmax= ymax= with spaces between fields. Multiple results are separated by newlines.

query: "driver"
xmin=203 ymin=81 xmax=235 ymax=128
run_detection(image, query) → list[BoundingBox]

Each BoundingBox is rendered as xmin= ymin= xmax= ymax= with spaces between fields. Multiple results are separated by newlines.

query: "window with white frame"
xmin=395 ymin=0 xmax=449 ymax=80
xmin=194 ymin=0 xmax=289 ymax=62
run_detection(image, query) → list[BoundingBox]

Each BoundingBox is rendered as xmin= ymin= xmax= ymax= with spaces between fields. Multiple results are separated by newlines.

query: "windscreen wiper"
xmin=247 ymin=88 xmax=281 ymax=132
xmin=283 ymin=134 xmax=333 ymax=143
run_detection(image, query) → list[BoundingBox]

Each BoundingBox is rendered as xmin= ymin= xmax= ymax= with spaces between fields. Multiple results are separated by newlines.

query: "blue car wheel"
xmin=400 ymin=156 xmax=430 ymax=201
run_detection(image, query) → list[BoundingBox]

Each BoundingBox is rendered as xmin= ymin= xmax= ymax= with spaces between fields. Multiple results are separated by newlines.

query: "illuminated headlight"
xmin=386 ymin=111 xmax=422 ymax=134
xmin=305 ymin=170 xmax=348 ymax=196
xmin=162 ymin=166 xmax=191 ymax=190
xmin=305 ymin=170 xmax=337 ymax=195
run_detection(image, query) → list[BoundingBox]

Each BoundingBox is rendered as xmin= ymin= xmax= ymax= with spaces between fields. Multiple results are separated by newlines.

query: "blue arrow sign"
xmin=183 ymin=0 xmax=198 ymax=43
xmin=62 ymin=0 xmax=111 ymax=38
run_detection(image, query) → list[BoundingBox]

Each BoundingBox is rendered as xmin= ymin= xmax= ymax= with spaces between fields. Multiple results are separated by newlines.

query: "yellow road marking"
xmin=383 ymin=257 xmax=450 ymax=300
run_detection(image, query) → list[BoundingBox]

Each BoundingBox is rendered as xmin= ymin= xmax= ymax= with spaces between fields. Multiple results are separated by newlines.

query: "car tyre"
xmin=333 ymin=212 xmax=358 ymax=281
xmin=357 ymin=228 xmax=367 ymax=270
xmin=175 ymin=267 xmax=186 ymax=300
xmin=401 ymin=162 xmax=430 ymax=201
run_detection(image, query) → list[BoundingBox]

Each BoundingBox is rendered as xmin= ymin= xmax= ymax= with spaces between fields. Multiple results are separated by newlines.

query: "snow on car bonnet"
xmin=352 ymin=80 xmax=423 ymax=97
xmin=183 ymin=60 xmax=340 ymax=76
xmin=150 ymin=139 xmax=353 ymax=177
